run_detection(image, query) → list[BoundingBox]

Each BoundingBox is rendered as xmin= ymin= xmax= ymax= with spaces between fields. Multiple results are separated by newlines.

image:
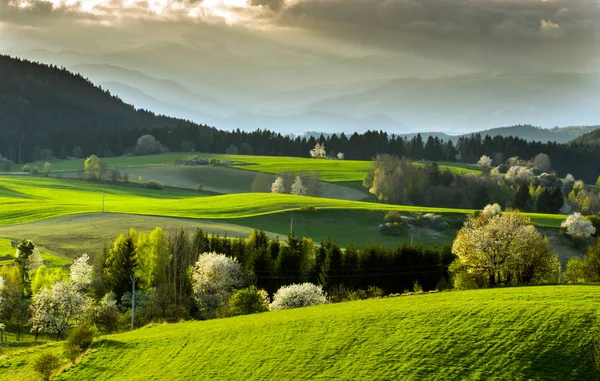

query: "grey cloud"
xmin=249 ymin=0 xmax=285 ymax=12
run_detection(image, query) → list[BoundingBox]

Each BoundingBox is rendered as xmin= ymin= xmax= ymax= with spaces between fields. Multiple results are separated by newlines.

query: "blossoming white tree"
xmin=270 ymin=283 xmax=327 ymax=310
xmin=191 ymin=252 xmax=249 ymax=317
xmin=70 ymin=254 xmax=93 ymax=291
xmin=271 ymin=177 xmax=285 ymax=194
xmin=291 ymin=176 xmax=307 ymax=195
xmin=29 ymin=281 xmax=90 ymax=339
xmin=561 ymin=213 xmax=596 ymax=238
xmin=337 ymin=152 xmax=345 ymax=160
xmin=482 ymin=203 xmax=502 ymax=217
xmin=505 ymin=166 xmax=534 ymax=185
xmin=309 ymin=142 xmax=327 ymax=159
xmin=477 ymin=155 xmax=493 ymax=170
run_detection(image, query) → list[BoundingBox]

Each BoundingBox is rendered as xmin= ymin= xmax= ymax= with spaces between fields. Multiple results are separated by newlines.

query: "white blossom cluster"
xmin=309 ymin=142 xmax=327 ymax=159
xmin=482 ymin=203 xmax=502 ymax=217
xmin=192 ymin=252 xmax=248 ymax=315
xmin=70 ymin=253 xmax=93 ymax=291
xmin=270 ymin=283 xmax=327 ymax=311
xmin=271 ymin=177 xmax=285 ymax=194
xmin=30 ymin=281 xmax=90 ymax=336
xmin=477 ymin=155 xmax=493 ymax=170
xmin=291 ymin=176 xmax=307 ymax=195
xmin=561 ymin=213 xmax=596 ymax=238
xmin=505 ymin=166 xmax=534 ymax=184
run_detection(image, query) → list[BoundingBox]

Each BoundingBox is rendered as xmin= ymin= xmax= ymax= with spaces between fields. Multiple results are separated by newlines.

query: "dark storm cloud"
xmin=0 ymin=0 xmax=598 ymax=73
xmin=279 ymin=0 xmax=600 ymax=45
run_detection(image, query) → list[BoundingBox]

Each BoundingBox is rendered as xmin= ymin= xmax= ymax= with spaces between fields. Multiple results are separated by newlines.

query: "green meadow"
xmin=1 ymin=285 xmax=598 ymax=381
xmin=13 ymin=152 xmax=479 ymax=182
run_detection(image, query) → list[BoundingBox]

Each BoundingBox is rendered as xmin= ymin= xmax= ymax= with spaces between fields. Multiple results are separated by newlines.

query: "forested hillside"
xmin=0 ymin=56 xmax=214 ymax=162
xmin=569 ymin=128 xmax=600 ymax=150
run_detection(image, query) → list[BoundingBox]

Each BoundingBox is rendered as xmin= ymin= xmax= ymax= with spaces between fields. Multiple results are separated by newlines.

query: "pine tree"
xmin=514 ymin=184 xmax=531 ymax=211
xmin=104 ymin=229 xmax=137 ymax=300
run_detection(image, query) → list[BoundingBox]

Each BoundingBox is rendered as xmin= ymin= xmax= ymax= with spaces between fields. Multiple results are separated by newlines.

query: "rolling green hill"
xmin=1 ymin=285 xmax=599 ymax=380
xmin=12 ymin=152 xmax=479 ymax=182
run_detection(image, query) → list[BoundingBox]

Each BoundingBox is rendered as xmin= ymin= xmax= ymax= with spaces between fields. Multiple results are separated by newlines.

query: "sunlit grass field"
xmin=10 ymin=153 xmax=479 ymax=182
xmin=1 ymin=285 xmax=598 ymax=381
xmin=0 ymin=176 xmax=564 ymax=228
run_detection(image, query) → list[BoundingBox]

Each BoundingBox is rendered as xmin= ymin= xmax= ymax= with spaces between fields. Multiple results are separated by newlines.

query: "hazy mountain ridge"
xmin=0 ymin=55 xmax=212 ymax=134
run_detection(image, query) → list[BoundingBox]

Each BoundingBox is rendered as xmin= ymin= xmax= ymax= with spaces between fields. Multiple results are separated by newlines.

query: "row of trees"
xmin=3 ymin=126 xmax=600 ymax=182
xmin=364 ymin=154 xmax=600 ymax=214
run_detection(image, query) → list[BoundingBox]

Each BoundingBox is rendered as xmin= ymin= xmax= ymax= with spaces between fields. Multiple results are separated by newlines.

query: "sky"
xmin=1 ymin=0 xmax=600 ymax=133
xmin=1 ymin=0 xmax=599 ymax=73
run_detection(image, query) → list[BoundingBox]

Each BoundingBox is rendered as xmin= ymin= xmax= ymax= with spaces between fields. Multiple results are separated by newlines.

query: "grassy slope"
xmin=0 ymin=176 xmax=564 ymax=228
xmin=0 ymin=214 xmax=280 ymax=260
xmin=13 ymin=153 xmax=479 ymax=182
xmin=0 ymin=238 xmax=71 ymax=268
xmin=56 ymin=165 xmax=369 ymax=201
xmin=2 ymin=285 xmax=599 ymax=381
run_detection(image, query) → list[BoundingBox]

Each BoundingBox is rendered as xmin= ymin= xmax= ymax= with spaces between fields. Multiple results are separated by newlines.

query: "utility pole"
xmin=130 ymin=268 xmax=137 ymax=331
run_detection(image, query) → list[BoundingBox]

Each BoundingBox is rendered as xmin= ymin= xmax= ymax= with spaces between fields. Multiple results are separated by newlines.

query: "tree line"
xmin=2 ymin=125 xmax=600 ymax=183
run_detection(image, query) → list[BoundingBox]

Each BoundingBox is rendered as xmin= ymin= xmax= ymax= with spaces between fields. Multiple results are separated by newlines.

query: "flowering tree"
xmin=505 ymin=166 xmax=534 ymax=185
xmin=134 ymin=134 xmax=165 ymax=156
xmin=561 ymin=213 xmax=596 ymax=238
xmin=291 ymin=176 xmax=307 ymax=195
xmin=309 ymin=142 xmax=327 ymax=159
xmin=451 ymin=209 xmax=557 ymax=288
xmin=271 ymin=177 xmax=285 ymax=194
xmin=191 ymin=252 xmax=249 ymax=318
xmin=270 ymin=283 xmax=327 ymax=310
xmin=30 ymin=281 xmax=90 ymax=339
xmin=70 ymin=254 xmax=93 ymax=291
xmin=482 ymin=203 xmax=501 ymax=217
xmin=337 ymin=152 xmax=345 ymax=160
xmin=477 ymin=155 xmax=493 ymax=170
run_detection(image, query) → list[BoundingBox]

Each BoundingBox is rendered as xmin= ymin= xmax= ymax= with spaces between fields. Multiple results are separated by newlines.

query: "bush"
xmin=63 ymin=323 xmax=98 ymax=361
xmin=229 ymin=286 xmax=270 ymax=316
xmin=22 ymin=164 xmax=31 ymax=172
xmin=300 ymin=206 xmax=317 ymax=212
xmin=586 ymin=216 xmax=600 ymax=237
xmin=415 ymin=213 xmax=449 ymax=230
xmin=196 ymin=183 xmax=204 ymax=192
xmin=383 ymin=211 xmax=404 ymax=224
xmin=33 ymin=353 xmax=61 ymax=381
xmin=270 ymin=283 xmax=327 ymax=310
xmin=367 ymin=286 xmax=385 ymax=298
xmin=379 ymin=222 xmax=407 ymax=236
xmin=145 ymin=180 xmax=164 ymax=190
xmin=0 ymin=156 xmax=13 ymax=172
xmin=209 ymin=158 xmax=220 ymax=165
xmin=348 ymin=289 xmax=368 ymax=301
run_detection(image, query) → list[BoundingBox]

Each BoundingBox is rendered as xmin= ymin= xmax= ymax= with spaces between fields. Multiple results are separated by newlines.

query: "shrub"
xmin=0 ymin=155 xmax=13 ymax=172
xmin=145 ymin=180 xmax=164 ymax=190
xmin=585 ymin=216 xmax=600 ymax=237
xmin=383 ymin=211 xmax=404 ymax=224
xmin=229 ymin=286 xmax=270 ymax=316
xmin=348 ymin=289 xmax=368 ymax=301
xmin=33 ymin=353 xmax=61 ymax=381
xmin=270 ymin=283 xmax=327 ymax=310
xmin=209 ymin=158 xmax=220 ymax=165
xmin=196 ymin=183 xmax=204 ymax=192
xmin=415 ymin=213 xmax=449 ymax=230
xmin=22 ymin=164 xmax=31 ymax=172
xmin=413 ymin=280 xmax=423 ymax=293
xmin=563 ymin=258 xmax=585 ymax=283
xmin=367 ymin=286 xmax=385 ymax=298
xmin=300 ymin=206 xmax=317 ymax=212
xmin=63 ymin=323 xmax=98 ymax=361
xmin=379 ymin=222 xmax=407 ymax=236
